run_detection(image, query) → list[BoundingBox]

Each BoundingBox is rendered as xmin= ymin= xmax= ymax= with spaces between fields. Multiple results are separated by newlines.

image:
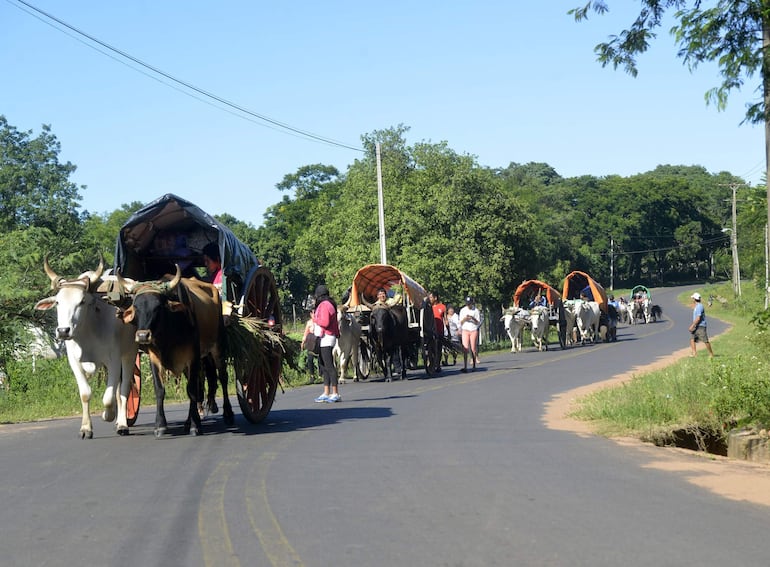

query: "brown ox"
xmin=118 ymin=266 xmax=233 ymax=438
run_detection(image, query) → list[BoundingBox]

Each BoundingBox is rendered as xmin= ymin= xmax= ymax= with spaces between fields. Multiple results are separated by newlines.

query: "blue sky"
xmin=2 ymin=1 xmax=765 ymax=227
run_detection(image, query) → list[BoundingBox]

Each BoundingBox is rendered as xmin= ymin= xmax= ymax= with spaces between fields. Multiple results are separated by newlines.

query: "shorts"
xmin=691 ymin=326 xmax=709 ymax=343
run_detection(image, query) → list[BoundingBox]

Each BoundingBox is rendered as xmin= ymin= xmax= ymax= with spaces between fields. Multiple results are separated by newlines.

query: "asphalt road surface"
xmin=2 ymin=286 xmax=765 ymax=567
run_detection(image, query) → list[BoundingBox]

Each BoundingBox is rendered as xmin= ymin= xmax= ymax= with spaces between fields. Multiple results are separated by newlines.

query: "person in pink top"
xmin=312 ymin=284 xmax=341 ymax=403
xmin=202 ymin=242 xmax=223 ymax=292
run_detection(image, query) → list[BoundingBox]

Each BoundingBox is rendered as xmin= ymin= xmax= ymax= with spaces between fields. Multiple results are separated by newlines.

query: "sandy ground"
xmin=543 ymin=346 xmax=770 ymax=508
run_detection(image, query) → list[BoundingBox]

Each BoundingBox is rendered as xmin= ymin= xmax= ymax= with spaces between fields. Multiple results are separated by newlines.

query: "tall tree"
xmin=0 ymin=117 xmax=89 ymax=369
xmin=571 ymin=1 xmax=770 ymax=273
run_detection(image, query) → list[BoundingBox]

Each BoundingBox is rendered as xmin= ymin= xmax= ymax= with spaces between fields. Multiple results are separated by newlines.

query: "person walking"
xmin=459 ymin=295 xmax=482 ymax=372
xmin=428 ymin=291 xmax=447 ymax=372
xmin=445 ymin=305 xmax=461 ymax=366
xmin=312 ymin=285 xmax=342 ymax=402
xmin=689 ymin=292 xmax=714 ymax=358
xmin=301 ymin=308 xmax=318 ymax=383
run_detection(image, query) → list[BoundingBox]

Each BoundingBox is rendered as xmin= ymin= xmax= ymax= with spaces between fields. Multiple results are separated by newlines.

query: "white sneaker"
xmin=315 ymin=393 xmax=330 ymax=403
xmin=326 ymin=393 xmax=341 ymax=403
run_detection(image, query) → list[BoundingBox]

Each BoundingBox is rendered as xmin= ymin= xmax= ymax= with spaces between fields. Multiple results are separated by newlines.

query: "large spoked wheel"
xmin=236 ymin=267 xmax=282 ymax=424
xmin=126 ymin=353 xmax=142 ymax=426
xmin=356 ymin=338 xmax=371 ymax=381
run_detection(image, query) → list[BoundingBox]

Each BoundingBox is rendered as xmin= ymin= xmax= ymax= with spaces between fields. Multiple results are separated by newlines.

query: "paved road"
xmin=1 ymin=286 xmax=765 ymax=567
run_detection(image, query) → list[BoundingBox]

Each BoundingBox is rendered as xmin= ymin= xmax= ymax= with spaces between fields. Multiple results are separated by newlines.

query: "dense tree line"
xmin=0 ymin=116 xmax=761 ymax=374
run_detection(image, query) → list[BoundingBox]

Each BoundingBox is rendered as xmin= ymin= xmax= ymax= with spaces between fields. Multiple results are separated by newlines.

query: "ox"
xmin=118 ymin=267 xmax=233 ymax=437
xmin=369 ymin=304 xmax=409 ymax=381
xmin=335 ymin=306 xmax=363 ymax=384
xmin=575 ymin=300 xmax=601 ymax=344
xmin=500 ymin=306 xmax=529 ymax=353
xmin=34 ymin=256 xmax=138 ymax=439
xmin=529 ymin=306 xmax=549 ymax=351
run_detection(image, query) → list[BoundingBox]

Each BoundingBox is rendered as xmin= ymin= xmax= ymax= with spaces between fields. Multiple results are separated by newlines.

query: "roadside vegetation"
xmin=571 ymin=281 xmax=770 ymax=450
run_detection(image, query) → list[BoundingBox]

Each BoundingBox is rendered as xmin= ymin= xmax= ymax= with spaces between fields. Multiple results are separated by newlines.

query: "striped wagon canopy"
xmin=562 ymin=270 xmax=608 ymax=313
xmin=512 ymin=279 xmax=562 ymax=308
xmin=346 ymin=264 xmax=428 ymax=309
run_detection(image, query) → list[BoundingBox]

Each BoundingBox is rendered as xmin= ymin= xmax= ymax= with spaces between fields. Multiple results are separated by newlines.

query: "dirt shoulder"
xmin=543 ymin=346 xmax=770 ymax=508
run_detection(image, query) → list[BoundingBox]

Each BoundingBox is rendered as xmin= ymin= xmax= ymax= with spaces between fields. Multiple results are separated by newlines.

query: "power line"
xmin=8 ymin=0 xmax=365 ymax=153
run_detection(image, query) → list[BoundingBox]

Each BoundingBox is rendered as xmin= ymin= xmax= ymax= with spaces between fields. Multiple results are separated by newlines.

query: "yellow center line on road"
xmin=245 ymin=433 xmax=308 ymax=567
xmin=199 ymin=459 xmax=240 ymax=567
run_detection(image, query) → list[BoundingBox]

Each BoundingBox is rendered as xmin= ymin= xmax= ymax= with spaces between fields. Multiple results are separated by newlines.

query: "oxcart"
xmin=561 ymin=270 xmax=609 ymax=344
xmin=512 ymin=279 xmax=567 ymax=349
xmin=343 ymin=264 xmax=431 ymax=380
xmin=114 ymin=193 xmax=282 ymax=424
xmin=629 ymin=284 xmax=656 ymax=323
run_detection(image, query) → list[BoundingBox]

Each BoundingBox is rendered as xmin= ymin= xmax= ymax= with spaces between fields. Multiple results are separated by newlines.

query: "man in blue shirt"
xmin=688 ymin=292 xmax=714 ymax=358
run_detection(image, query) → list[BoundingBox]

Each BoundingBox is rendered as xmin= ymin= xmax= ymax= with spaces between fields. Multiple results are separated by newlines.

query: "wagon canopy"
xmin=562 ymin=270 xmax=608 ymax=312
xmin=346 ymin=264 xmax=427 ymax=309
xmin=630 ymin=285 xmax=651 ymax=299
xmin=512 ymin=279 xmax=561 ymax=308
xmin=114 ymin=193 xmax=259 ymax=285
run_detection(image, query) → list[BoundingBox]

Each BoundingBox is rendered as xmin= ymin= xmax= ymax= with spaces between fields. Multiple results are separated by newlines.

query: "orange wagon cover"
xmin=561 ymin=270 xmax=608 ymax=312
xmin=346 ymin=264 xmax=427 ymax=308
xmin=512 ymin=279 xmax=561 ymax=308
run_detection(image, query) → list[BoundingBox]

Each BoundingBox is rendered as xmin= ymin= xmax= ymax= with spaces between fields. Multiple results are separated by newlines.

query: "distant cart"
xmin=513 ymin=279 xmax=567 ymax=349
xmin=114 ymin=193 xmax=282 ymax=425
xmin=562 ymin=270 xmax=608 ymax=312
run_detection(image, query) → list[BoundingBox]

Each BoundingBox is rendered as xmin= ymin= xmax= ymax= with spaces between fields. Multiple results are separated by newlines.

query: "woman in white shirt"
xmin=458 ymin=296 xmax=481 ymax=372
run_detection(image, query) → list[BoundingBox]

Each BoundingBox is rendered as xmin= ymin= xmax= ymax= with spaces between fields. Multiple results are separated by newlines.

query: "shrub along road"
xmin=2 ymin=285 xmax=768 ymax=567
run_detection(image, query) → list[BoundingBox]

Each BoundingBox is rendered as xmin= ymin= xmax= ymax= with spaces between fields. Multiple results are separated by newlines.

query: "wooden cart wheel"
xmin=237 ymin=267 xmax=282 ymax=424
xmin=356 ymin=338 xmax=371 ymax=381
xmin=126 ymin=353 xmax=142 ymax=426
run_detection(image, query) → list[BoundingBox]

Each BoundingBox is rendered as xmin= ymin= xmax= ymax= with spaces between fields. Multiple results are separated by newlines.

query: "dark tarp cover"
xmin=114 ymin=194 xmax=259 ymax=288
xmin=561 ymin=270 xmax=608 ymax=313
xmin=512 ymin=279 xmax=561 ymax=308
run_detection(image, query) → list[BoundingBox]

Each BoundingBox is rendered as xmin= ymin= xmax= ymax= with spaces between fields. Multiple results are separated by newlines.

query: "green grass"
xmin=570 ymin=281 xmax=770 ymax=446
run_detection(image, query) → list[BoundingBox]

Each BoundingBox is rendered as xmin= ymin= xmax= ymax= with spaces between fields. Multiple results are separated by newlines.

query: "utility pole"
xmin=720 ymin=183 xmax=746 ymax=297
xmin=376 ymin=143 xmax=387 ymax=265
xmin=731 ymin=182 xmax=741 ymax=297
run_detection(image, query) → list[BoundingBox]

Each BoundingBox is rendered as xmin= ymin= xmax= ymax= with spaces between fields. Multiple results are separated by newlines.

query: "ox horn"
xmin=115 ymin=267 xmax=134 ymax=295
xmin=360 ymin=293 xmax=374 ymax=310
xmin=43 ymin=254 xmax=62 ymax=289
xmin=164 ymin=264 xmax=182 ymax=293
xmin=86 ymin=254 xmax=105 ymax=287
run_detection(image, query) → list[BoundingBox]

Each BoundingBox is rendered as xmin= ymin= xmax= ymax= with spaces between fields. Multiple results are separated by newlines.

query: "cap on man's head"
xmin=465 ymin=295 xmax=474 ymax=304
xmin=314 ymin=284 xmax=329 ymax=298
xmin=691 ymin=292 xmax=701 ymax=301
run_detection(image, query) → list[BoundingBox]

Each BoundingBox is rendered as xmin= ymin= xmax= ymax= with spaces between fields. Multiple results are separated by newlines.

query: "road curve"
xmin=1 ymin=285 xmax=767 ymax=567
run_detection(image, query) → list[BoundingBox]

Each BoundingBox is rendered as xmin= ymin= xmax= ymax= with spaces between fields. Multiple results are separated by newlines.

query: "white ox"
xmin=574 ymin=300 xmax=601 ymax=344
xmin=34 ymin=257 xmax=138 ymax=438
xmin=641 ymin=297 xmax=653 ymax=324
xmin=500 ymin=306 xmax=530 ymax=353
xmin=335 ymin=306 xmax=362 ymax=384
xmin=529 ymin=306 xmax=550 ymax=351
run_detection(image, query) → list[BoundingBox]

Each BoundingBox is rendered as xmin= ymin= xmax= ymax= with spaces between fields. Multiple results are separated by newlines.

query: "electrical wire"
xmin=7 ymin=0 xmax=365 ymax=153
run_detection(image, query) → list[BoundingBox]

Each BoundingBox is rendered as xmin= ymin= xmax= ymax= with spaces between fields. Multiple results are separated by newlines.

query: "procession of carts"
xmin=512 ymin=270 xmax=610 ymax=350
xmin=107 ymin=193 xmax=652 ymax=427
xmin=114 ymin=194 xmax=283 ymax=426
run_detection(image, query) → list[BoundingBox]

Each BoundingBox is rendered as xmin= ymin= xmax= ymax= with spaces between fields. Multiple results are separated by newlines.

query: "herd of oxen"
xmin=34 ymin=256 xmax=235 ymax=440
xmin=501 ymin=294 xmax=662 ymax=354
